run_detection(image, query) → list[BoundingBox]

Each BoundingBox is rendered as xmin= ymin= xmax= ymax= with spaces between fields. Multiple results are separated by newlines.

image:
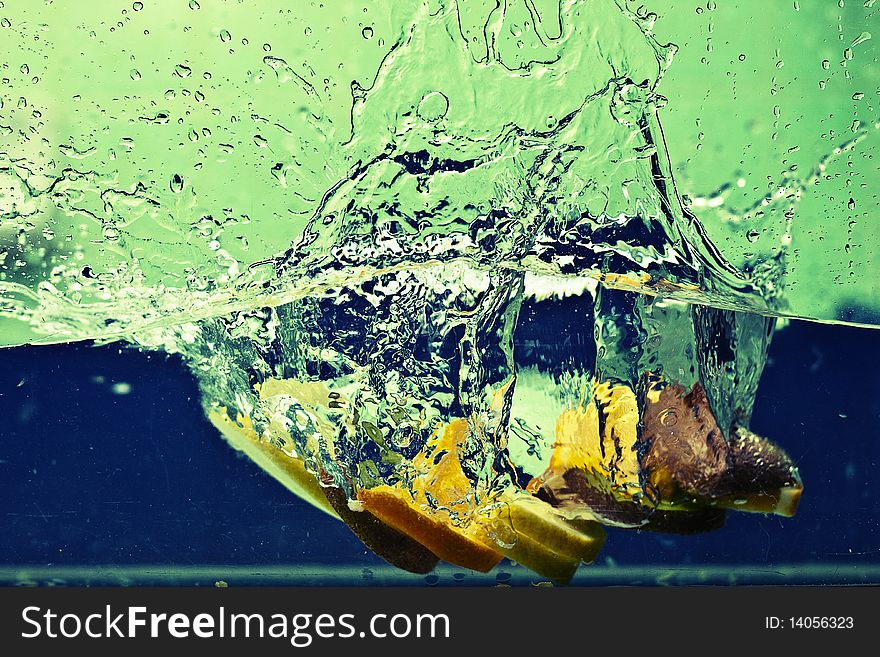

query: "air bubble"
xmin=170 ymin=174 xmax=185 ymax=193
xmin=417 ymin=91 xmax=449 ymax=122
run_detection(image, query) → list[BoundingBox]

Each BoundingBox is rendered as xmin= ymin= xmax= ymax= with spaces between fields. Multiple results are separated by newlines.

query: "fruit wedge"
xmin=211 ymin=400 xmax=607 ymax=582
xmin=358 ymin=417 xmax=606 ymax=582
xmin=358 ymin=486 xmax=504 ymax=573
xmin=477 ymin=494 xmax=606 ymax=582
xmin=208 ymin=407 xmax=338 ymax=518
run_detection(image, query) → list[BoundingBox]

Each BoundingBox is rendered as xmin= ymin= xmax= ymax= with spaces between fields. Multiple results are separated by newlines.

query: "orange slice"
xmin=359 ymin=486 xmax=503 ymax=573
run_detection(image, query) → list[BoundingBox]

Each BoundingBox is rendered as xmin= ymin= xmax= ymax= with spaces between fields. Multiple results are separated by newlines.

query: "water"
xmin=0 ymin=0 xmax=878 ymax=584
xmin=2 ymin=321 xmax=878 ymax=586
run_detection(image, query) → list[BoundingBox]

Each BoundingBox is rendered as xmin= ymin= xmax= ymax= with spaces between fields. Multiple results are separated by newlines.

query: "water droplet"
xmin=262 ymin=43 xmax=271 ymax=52
xmin=170 ymin=173 xmax=185 ymax=193
xmin=361 ymin=26 xmax=374 ymax=39
xmin=219 ymin=29 xmax=231 ymax=43
xmin=129 ymin=68 xmax=141 ymax=81
xmin=746 ymin=229 xmax=761 ymax=243
xmin=851 ymin=31 xmax=871 ymax=47
xmin=0 ymin=17 xmax=11 ymax=28
xmin=194 ymin=90 xmax=205 ymax=102
xmin=188 ymin=0 xmax=200 ymax=9
xmin=853 ymin=92 xmax=865 ymax=100
xmin=843 ymin=48 xmax=854 ymax=60
xmin=174 ymin=64 xmax=192 ymax=78
xmin=848 ymin=197 xmax=856 ymax=210
xmin=188 ymin=128 xmax=199 ymax=142
xmin=132 ymin=1 xmax=143 ymax=10
xmin=822 ymin=59 xmax=830 ymax=70
xmin=738 ymin=53 xmax=746 ymax=61
xmin=253 ymin=134 xmax=268 ymax=147
xmin=20 ymin=64 xmax=28 ymax=75
xmin=707 ymin=0 xmax=717 ymax=9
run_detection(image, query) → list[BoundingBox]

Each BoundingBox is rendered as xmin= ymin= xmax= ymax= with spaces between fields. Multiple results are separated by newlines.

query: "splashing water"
xmin=0 ymin=0 xmax=876 ymax=578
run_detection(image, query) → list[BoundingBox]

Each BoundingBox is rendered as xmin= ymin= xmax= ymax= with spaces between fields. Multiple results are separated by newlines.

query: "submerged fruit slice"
xmin=358 ymin=417 xmax=606 ymax=582
xmin=707 ymin=426 xmax=803 ymax=517
xmin=210 ymin=405 xmax=442 ymax=573
xmin=478 ymin=494 xmax=606 ymax=582
xmin=498 ymin=495 xmax=607 ymax=563
xmin=532 ymin=376 xmax=804 ymax=530
xmin=640 ymin=382 xmax=803 ymax=516
xmin=208 ymin=407 xmax=338 ymax=518
xmin=322 ymin=486 xmax=440 ymax=574
xmin=359 ymin=486 xmax=503 ymax=573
